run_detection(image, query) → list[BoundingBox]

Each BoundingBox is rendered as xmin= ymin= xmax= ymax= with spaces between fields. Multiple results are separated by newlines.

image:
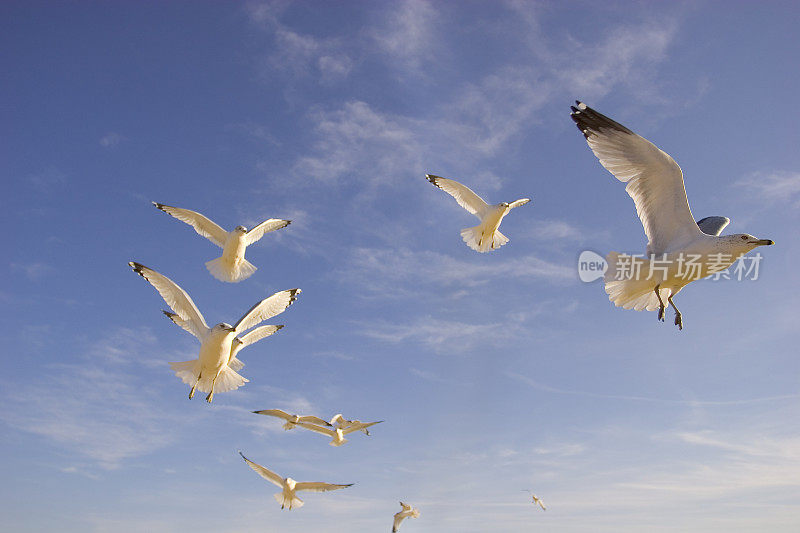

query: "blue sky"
xmin=2 ymin=1 xmax=800 ymax=531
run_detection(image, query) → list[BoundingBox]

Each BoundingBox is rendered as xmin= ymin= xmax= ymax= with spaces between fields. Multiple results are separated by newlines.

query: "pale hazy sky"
xmin=2 ymin=1 xmax=800 ymax=532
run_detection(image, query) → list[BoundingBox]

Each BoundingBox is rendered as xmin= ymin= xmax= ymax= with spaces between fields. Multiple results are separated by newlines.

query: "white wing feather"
xmin=341 ymin=420 xmax=382 ymax=435
xmin=245 ymin=219 xmax=291 ymax=245
xmin=152 ymin=203 xmax=228 ymax=248
xmin=293 ymin=481 xmax=353 ymax=493
xmin=571 ymin=102 xmax=702 ymax=255
xmin=426 ymin=174 xmax=489 ymax=217
xmin=234 ymin=289 xmax=301 ymax=333
xmin=239 ymin=452 xmax=284 ymax=488
xmin=129 ymin=262 xmax=209 ymax=339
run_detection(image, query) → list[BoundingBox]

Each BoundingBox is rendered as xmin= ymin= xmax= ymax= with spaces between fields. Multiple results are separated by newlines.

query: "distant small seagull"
xmin=522 ymin=490 xmax=546 ymax=510
xmin=295 ymin=420 xmax=383 ymax=446
xmin=152 ymin=202 xmax=290 ymax=282
xmin=129 ymin=262 xmax=299 ymax=402
xmin=425 ymin=174 xmax=530 ymax=252
xmin=253 ymin=409 xmax=333 ymax=430
xmin=570 ymin=101 xmax=773 ymax=329
xmin=330 ymin=413 xmax=373 ymax=435
xmin=238 ymin=451 xmax=352 ymax=510
xmin=393 ymin=501 xmax=420 ymax=532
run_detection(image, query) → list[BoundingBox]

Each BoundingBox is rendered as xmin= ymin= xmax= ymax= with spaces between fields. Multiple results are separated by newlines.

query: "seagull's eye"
xmin=741 ymin=236 xmax=747 ymax=240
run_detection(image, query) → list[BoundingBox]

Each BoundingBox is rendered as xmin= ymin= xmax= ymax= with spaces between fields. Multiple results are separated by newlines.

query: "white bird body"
xmin=330 ymin=414 xmax=373 ymax=435
xmin=571 ymin=102 xmax=773 ymax=328
xmin=129 ymin=262 xmax=300 ymax=401
xmin=523 ymin=490 xmax=546 ymax=510
xmin=153 ymin=202 xmax=290 ymax=283
xmin=426 ymin=174 xmax=530 ymax=252
xmin=296 ymin=420 xmax=383 ymax=446
xmin=393 ymin=502 xmax=420 ymax=532
xmin=238 ymin=452 xmax=352 ymax=510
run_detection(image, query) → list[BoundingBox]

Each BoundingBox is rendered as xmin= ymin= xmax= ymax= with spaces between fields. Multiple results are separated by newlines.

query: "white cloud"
xmin=371 ymin=0 xmax=438 ymax=73
xmin=10 ymin=261 xmax=54 ymax=281
xmin=360 ymin=316 xmax=509 ymax=353
xmin=99 ymin=132 xmax=123 ymax=147
xmin=737 ymin=171 xmax=800 ymax=204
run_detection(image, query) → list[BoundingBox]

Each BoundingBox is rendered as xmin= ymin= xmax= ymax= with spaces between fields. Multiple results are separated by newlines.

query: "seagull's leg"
xmin=189 ymin=371 xmax=201 ymax=399
xmin=654 ymin=285 xmax=666 ymax=322
xmin=668 ymin=294 xmax=683 ymax=331
xmin=205 ymin=374 xmax=218 ymax=403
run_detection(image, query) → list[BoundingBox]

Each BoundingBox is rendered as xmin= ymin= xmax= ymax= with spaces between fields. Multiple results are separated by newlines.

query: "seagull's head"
xmin=285 ymin=477 xmax=296 ymax=490
xmin=499 ymin=201 xmax=510 ymax=208
xmin=723 ymin=233 xmax=775 ymax=252
xmin=213 ymin=322 xmax=236 ymax=333
xmin=234 ymin=225 xmax=247 ymax=233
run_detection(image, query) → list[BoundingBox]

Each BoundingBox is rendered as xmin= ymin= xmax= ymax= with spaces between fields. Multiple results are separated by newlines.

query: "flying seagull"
xmin=392 ymin=501 xmax=420 ymax=532
xmin=295 ymin=420 xmax=383 ymax=446
xmin=330 ymin=413 xmax=374 ymax=435
xmin=253 ymin=409 xmax=333 ymax=430
xmin=426 ymin=174 xmax=530 ymax=252
xmin=522 ymin=490 xmax=546 ymax=510
xmin=570 ymin=101 xmax=773 ymax=329
xmin=152 ymin=202 xmax=290 ymax=282
xmin=238 ymin=451 xmax=352 ymax=510
xmin=129 ymin=262 xmax=300 ymax=401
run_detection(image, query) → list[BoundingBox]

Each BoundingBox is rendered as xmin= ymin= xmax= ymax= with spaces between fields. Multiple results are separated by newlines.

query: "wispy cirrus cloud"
xmin=736 ymin=171 xmax=800 ymax=205
xmin=370 ymin=0 xmax=438 ymax=74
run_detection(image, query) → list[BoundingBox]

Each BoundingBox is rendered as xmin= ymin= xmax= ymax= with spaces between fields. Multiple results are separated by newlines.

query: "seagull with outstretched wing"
xmin=295 ymin=420 xmax=383 ymax=447
xmin=426 ymin=174 xmax=530 ymax=252
xmin=252 ymin=408 xmax=333 ymax=430
xmin=392 ymin=501 xmax=420 ymax=532
xmin=238 ymin=451 xmax=352 ymax=510
xmin=152 ymin=202 xmax=290 ymax=282
xmin=570 ymin=101 xmax=773 ymax=329
xmin=129 ymin=262 xmax=300 ymax=402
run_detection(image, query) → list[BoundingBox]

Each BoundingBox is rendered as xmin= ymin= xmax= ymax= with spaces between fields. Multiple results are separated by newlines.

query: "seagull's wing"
xmin=293 ymin=481 xmax=353 ymax=493
xmin=237 ymin=325 xmax=284 ymax=348
xmin=393 ymin=512 xmax=406 ymax=532
xmin=233 ymin=289 xmax=301 ymax=333
xmin=329 ymin=414 xmax=345 ymax=426
xmin=129 ymin=262 xmax=209 ymax=339
xmin=252 ymin=409 xmax=293 ymax=421
xmin=341 ymin=420 xmax=383 ymax=435
xmin=508 ymin=198 xmax=531 ymax=209
xmin=295 ymin=422 xmax=336 ymax=436
xmin=297 ymin=415 xmax=333 ymax=427
xmin=400 ymin=501 xmax=412 ymax=511
xmin=426 ymin=174 xmax=490 ymax=217
xmin=152 ymin=202 xmax=228 ymax=248
xmin=570 ymin=102 xmax=702 ymax=255
xmin=238 ymin=451 xmax=283 ymax=488
xmin=538 ymin=500 xmax=547 ymax=510
xmin=245 ymin=219 xmax=291 ymax=245
xmin=697 ymin=216 xmax=731 ymax=236
xmin=162 ymin=310 xmax=201 ymax=339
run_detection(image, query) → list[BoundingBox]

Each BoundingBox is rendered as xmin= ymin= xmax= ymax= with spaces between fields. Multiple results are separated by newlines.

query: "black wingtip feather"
xmin=569 ymin=101 xmax=634 ymax=139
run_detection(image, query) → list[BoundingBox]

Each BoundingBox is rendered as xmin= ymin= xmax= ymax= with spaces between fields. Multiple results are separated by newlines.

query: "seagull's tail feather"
xmin=205 ymin=257 xmax=257 ymax=283
xmin=330 ymin=438 xmax=348 ymax=447
xmin=228 ymin=356 xmax=244 ymax=372
xmin=275 ymin=493 xmax=304 ymax=509
xmin=168 ymin=361 xmax=248 ymax=394
xmin=604 ymin=252 xmax=662 ymax=311
xmin=461 ymin=225 xmax=507 ymax=253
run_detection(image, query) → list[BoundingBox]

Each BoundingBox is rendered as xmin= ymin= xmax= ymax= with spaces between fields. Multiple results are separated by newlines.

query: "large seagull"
xmin=129 ymin=262 xmax=299 ymax=401
xmin=570 ymin=101 xmax=773 ymax=329
xmin=153 ymin=202 xmax=290 ymax=282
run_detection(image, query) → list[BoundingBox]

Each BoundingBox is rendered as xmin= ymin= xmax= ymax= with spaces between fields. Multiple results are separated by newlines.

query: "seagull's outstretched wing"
xmin=393 ymin=512 xmax=406 ymax=532
xmin=341 ymin=420 xmax=383 ymax=435
xmin=252 ymin=409 xmax=293 ymax=421
xmin=152 ymin=203 xmax=228 ymax=248
xmin=229 ymin=325 xmax=284 ymax=369
xmin=697 ymin=216 xmax=731 ymax=236
xmin=239 ymin=451 xmax=284 ymax=488
xmin=293 ymin=481 xmax=353 ymax=493
xmin=509 ymin=198 xmax=531 ymax=209
xmin=570 ymin=102 xmax=702 ymax=255
xmin=295 ymin=422 xmax=337 ymax=436
xmin=233 ymin=289 xmax=301 ymax=333
xmin=245 ymin=219 xmax=291 ymax=245
xmin=129 ymin=262 xmax=209 ymax=339
xmin=426 ymin=174 xmax=489 ymax=217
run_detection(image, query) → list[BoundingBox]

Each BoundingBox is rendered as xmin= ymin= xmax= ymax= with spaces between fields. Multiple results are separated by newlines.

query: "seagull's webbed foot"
xmin=205 ymin=391 xmax=214 ymax=403
xmin=654 ymin=286 xmax=666 ymax=322
xmin=189 ymin=385 xmax=196 ymax=399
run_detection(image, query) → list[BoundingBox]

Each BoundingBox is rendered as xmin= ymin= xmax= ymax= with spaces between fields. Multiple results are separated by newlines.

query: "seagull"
xmin=295 ymin=420 xmax=383 ymax=446
xmin=330 ymin=413 xmax=373 ymax=436
xmin=522 ymin=490 xmax=546 ymax=510
xmin=392 ymin=501 xmax=420 ymax=532
xmin=152 ymin=202 xmax=290 ymax=283
xmin=129 ymin=262 xmax=300 ymax=401
xmin=238 ymin=451 xmax=352 ymax=510
xmin=425 ymin=174 xmax=530 ymax=252
xmin=570 ymin=101 xmax=773 ymax=329
xmin=252 ymin=409 xmax=333 ymax=430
